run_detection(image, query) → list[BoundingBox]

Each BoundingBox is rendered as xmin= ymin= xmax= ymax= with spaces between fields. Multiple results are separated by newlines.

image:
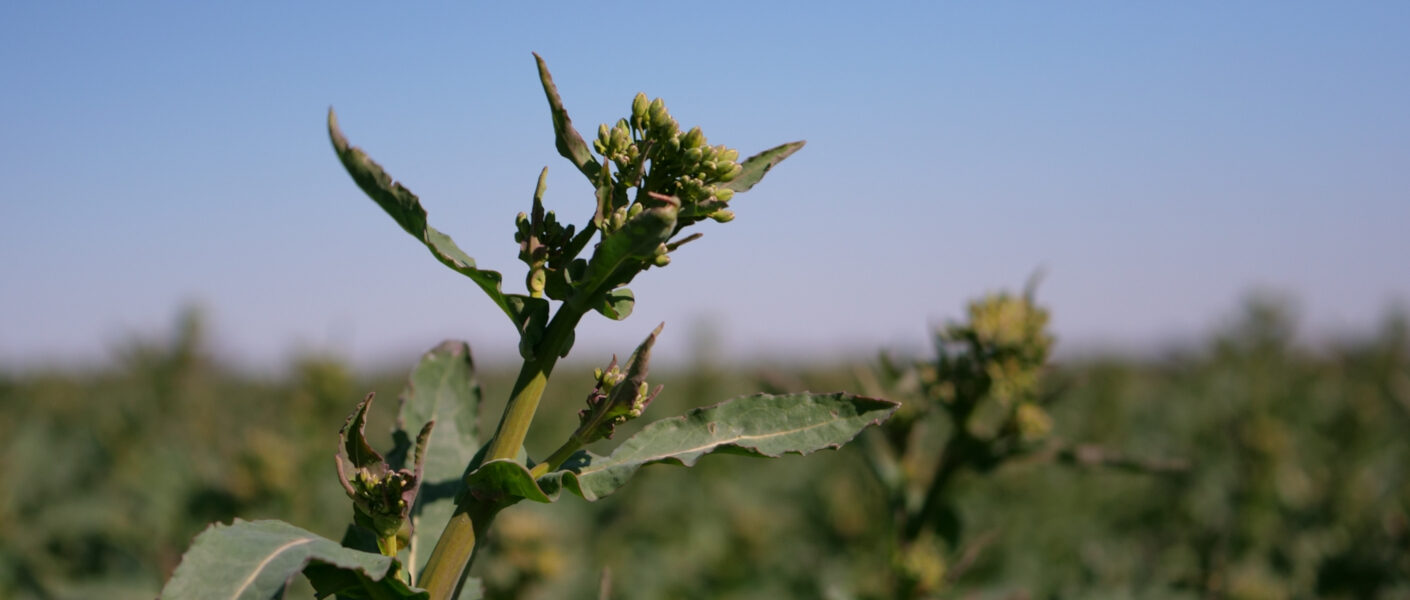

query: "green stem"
xmin=416 ymin=503 xmax=501 ymax=600
xmin=417 ymin=302 xmax=586 ymax=599
xmin=530 ymin=435 xmax=584 ymax=479
xmin=903 ymin=432 xmax=979 ymax=543
xmin=484 ymin=306 xmax=585 ymax=460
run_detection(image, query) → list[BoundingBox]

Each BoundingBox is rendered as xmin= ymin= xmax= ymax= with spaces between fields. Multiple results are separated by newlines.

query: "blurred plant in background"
xmin=845 ymin=291 xmax=1188 ymax=599
xmin=2 ymin=295 xmax=1407 ymax=599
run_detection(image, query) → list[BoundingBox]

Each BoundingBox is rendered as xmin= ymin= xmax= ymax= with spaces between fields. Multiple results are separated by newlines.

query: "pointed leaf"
xmin=533 ymin=53 xmax=600 ymax=182
xmin=327 ymin=108 xmax=547 ymax=337
xmin=722 ymin=141 xmax=805 ymax=192
xmin=160 ymin=519 xmax=425 ymax=600
xmin=392 ymin=341 xmax=482 ymax=582
xmin=465 ymin=393 xmax=897 ymax=504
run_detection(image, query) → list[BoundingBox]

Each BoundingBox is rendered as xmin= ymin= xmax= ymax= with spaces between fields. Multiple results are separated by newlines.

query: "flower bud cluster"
xmin=574 ymin=357 xmax=660 ymax=444
xmin=593 ymin=92 xmax=744 ymax=232
xmin=334 ymin=394 xmax=432 ymax=556
xmin=572 ymin=325 xmax=663 ymax=444
xmin=513 ymin=169 xmax=578 ymax=299
xmin=923 ymin=294 xmax=1055 ymax=443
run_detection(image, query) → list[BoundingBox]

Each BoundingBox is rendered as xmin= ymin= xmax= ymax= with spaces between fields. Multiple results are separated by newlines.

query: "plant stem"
xmin=416 ymin=503 xmax=501 ymax=600
xmin=903 ymin=433 xmax=975 ymax=543
xmin=530 ymin=436 xmax=583 ymax=478
xmin=417 ymin=302 xmax=586 ymax=599
xmin=484 ymin=307 xmax=585 ymax=461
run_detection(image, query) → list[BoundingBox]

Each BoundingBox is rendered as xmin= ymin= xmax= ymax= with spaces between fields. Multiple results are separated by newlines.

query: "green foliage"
xmin=140 ymin=53 xmax=897 ymax=600
xmin=854 ymin=291 xmax=1190 ymax=599
xmin=393 ymin=342 xmax=482 ymax=581
xmin=468 ymin=393 xmax=899 ymax=504
xmin=2 ymin=299 xmax=1409 ymax=598
xmin=160 ymin=520 xmax=424 ymax=600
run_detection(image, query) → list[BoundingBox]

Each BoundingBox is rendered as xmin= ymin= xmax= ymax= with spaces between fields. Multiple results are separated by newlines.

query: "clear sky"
xmin=3 ymin=3 xmax=1408 ymax=370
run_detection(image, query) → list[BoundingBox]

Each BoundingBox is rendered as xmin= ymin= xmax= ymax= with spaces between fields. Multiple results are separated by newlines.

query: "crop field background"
xmin=2 ymin=298 xmax=1406 ymax=599
xmin=5 ymin=4 xmax=1409 ymax=599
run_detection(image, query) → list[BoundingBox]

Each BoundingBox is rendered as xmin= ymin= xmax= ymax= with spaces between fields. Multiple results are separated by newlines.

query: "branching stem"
xmin=417 ymin=301 xmax=586 ymax=599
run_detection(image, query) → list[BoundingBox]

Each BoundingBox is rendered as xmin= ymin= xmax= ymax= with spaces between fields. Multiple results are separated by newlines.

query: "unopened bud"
xmin=682 ymin=126 xmax=705 ymax=149
xmin=714 ymin=188 xmax=734 ymax=203
xmin=648 ymin=98 xmax=667 ymax=124
xmin=709 ymin=209 xmax=735 ymax=223
xmin=720 ymin=163 xmax=742 ymax=182
xmin=652 ymin=253 xmax=671 ymax=267
xmin=631 ymin=92 xmax=649 ymax=127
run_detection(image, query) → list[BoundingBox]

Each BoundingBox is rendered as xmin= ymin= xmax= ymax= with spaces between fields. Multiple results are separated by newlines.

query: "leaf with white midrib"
xmin=468 ymin=393 xmax=898 ymax=504
xmin=159 ymin=519 xmax=425 ymax=600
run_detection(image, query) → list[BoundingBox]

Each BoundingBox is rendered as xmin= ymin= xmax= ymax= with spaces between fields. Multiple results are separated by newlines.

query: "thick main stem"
xmin=417 ymin=304 xmax=586 ymax=599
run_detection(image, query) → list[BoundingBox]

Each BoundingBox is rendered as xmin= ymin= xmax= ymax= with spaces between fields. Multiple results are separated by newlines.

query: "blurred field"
xmin=1 ymin=300 xmax=1407 ymax=599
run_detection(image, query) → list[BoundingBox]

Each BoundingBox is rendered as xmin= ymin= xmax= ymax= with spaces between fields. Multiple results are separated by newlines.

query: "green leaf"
xmin=466 ymin=393 xmax=897 ymax=504
xmin=721 ymin=141 xmax=806 ymax=192
xmin=160 ymin=519 xmax=425 ymax=600
xmin=466 ymin=459 xmax=553 ymax=504
xmin=533 ymin=52 xmax=600 ymax=182
xmin=593 ymin=288 xmax=635 ymax=320
xmin=327 ymin=108 xmax=548 ymax=338
xmin=391 ymin=341 xmax=481 ymax=583
xmin=579 ymin=202 xmax=678 ymax=298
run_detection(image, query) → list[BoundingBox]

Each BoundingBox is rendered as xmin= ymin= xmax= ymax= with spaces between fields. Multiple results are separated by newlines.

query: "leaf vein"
xmin=229 ymin=537 xmax=315 ymax=600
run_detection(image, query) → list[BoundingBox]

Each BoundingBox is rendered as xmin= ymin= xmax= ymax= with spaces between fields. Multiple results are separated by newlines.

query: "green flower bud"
xmin=714 ymin=188 xmax=734 ymax=203
xmin=709 ymin=209 xmax=735 ymax=223
xmin=682 ymin=126 xmax=705 ymax=149
xmin=653 ymin=253 xmax=671 ymax=267
xmin=719 ymin=148 xmax=739 ymax=163
xmin=719 ymin=163 xmax=743 ymax=182
xmin=684 ymin=147 xmax=703 ymax=164
xmin=648 ymin=98 xmax=667 ymax=125
xmin=631 ymin=92 xmax=650 ymax=128
xmin=627 ymin=202 xmax=644 ymax=218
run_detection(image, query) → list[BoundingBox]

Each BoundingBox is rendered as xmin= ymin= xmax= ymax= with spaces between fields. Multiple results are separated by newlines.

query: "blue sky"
xmin=3 ymin=3 xmax=1408 ymax=370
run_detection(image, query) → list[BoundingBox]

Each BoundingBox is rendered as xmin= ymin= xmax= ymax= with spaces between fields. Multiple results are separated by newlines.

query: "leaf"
xmin=579 ymin=202 xmax=678 ymax=297
xmin=722 ymin=140 xmax=806 ymax=192
xmin=327 ymin=108 xmax=547 ymax=338
xmin=466 ymin=393 xmax=898 ymax=504
xmin=533 ymin=52 xmax=600 ymax=182
xmin=391 ymin=341 xmax=482 ymax=583
xmin=593 ymin=288 xmax=635 ymax=320
xmin=160 ymin=519 xmax=425 ymax=600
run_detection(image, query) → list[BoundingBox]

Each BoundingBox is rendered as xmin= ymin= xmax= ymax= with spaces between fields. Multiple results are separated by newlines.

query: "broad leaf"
xmin=593 ymin=288 xmax=635 ymax=320
xmin=160 ymin=519 xmax=424 ymax=600
xmin=467 ymin=393 xmax=898 ymax=503
xmin=327 ymin=108 xmax=548 ymax=338
xmin=722 ymin=140 xmax=806 ymax=192
xmin=392 ymin=341 xmax=482 ymax=582
xmin=533 ymin=52 xmax=600 ymax=182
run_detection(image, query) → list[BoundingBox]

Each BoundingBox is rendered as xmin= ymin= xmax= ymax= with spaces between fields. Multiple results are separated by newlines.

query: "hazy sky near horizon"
xmin=3 ymin=3 xmax=1408 ymax=370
